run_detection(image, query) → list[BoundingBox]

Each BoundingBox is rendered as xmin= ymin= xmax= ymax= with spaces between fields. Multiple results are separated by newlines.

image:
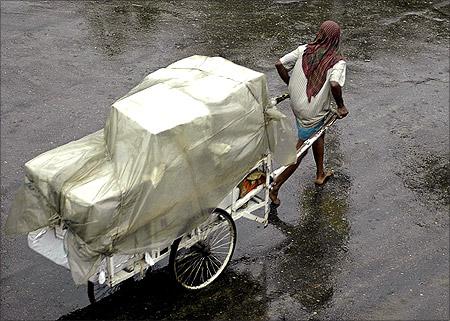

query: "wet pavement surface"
xmin=1 ymin=0 xmax=449 ymax=320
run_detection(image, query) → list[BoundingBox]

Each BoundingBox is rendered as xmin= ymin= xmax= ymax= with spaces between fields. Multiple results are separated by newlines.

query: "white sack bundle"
xmin=6 ymin=56 xmax=296 ymax=283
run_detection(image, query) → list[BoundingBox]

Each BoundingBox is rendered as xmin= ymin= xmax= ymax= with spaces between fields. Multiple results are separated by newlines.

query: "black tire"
xmin=169 ymin=209 xmax=237 ymax=290
xmin=87 ymin=280 xmax=121 ymax=304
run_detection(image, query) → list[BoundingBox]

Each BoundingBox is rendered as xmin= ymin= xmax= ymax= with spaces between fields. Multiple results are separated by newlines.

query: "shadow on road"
xmin=59 ymin=267 xmax=269 ymax=320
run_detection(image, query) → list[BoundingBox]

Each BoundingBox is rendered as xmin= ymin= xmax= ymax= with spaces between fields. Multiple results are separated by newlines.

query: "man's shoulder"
xmin=297 ymin=44 xmax=307 ymax=52
xmin=287 ymin=44 xmax=307 ymax=54
xmin=280 ymin=44 xmax=307 ymax=65
xmin=332 ymin=60 xmax=346 ymax=69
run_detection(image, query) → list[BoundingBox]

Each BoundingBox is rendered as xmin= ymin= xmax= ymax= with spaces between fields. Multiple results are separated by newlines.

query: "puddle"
xmin=266 ymin=125 xmax=352 ymax=313
xmin=77 ymin=1 xmax=449 ymax=63
xmin=400 ymin=151 xmax=449 ymax=208
xmin=268 ymin=171 xmax=351 ymax=310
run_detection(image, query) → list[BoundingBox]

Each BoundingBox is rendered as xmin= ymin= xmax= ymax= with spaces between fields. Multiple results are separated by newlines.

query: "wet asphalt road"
xmin=1 ymin=1 xmax=449 ymax=320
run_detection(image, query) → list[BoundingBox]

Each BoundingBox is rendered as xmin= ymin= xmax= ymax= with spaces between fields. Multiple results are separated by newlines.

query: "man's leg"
xmin=312 ymin=133 xmax=333 ymax=185
xmin=269 ymin=139 xmax=305 ymax=204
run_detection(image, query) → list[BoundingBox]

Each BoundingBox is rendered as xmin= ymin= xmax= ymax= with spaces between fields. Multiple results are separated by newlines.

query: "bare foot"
xmin=314 ymin=169 xmax=334 ymax=185
xmin=269 ymin=184 xmax=281 ymax=207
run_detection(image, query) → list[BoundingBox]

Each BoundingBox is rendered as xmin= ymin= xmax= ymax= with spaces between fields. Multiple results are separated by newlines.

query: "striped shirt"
xmin=280 ymin=44 xmax=346 ymax=127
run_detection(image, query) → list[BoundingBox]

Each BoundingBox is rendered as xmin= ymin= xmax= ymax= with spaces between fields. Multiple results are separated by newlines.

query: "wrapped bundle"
xmin=6 ymin=56 xmax=296 ymax=283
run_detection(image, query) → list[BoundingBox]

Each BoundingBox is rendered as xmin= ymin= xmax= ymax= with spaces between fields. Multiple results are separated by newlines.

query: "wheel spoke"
xmin=179 ymin=249 xmax=201 ymax=260
xmin=210 ymin=240 xmax=232 ymax=251
xmin=210 ymin=250 xmax=230 ymax=255
xmin=206 ymin=219 xmax=225 ymax=239
xmin=190 ymin=257 xmax=205 ymax=286
xmin=205 ymin=256 xmax=216 ymax=278
xmin=182 ymin=254 xmax=204 ymax=285
xmin=199 ymin=215 xmax=219 ymax=239
xmin=178 ymin=249 xmax=202 ymax=263
xmin=171 ymin=211 xmax=236 ymax=289
xmin=209 ymin=224 xmax=228 ymax=241
xmin=210 ymin=231 xmax=230 ymax=248
xmin=177 ymin=253 xmax=203 ymax=279
xmin=210 ymin=253 xmax=224 ymax=266
xmin=177 ymin=255 xmax=200 ymax=269
xmin=206 ymin=255 xmax=220 ymax=274
xmin=200 ymin=260 xmax=206 ymax=284
xmin=177 ymin=253 xmax=200 ymax=274
xmin=177 ymin=252 xmax=202 ymax=271
xmin=209 ymin=224 xmax=228 ymax=244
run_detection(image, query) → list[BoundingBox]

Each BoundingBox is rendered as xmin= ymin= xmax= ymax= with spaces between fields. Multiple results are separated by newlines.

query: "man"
xmin=270 ymin=20 xmax=348 ymax=207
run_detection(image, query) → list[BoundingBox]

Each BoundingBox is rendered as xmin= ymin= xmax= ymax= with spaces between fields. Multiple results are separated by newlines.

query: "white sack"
xmin=6 ymin=56 xmax=296 ymax=284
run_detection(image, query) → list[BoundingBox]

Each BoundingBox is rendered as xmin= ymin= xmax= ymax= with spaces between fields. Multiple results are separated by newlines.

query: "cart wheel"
xmin=169 ymin=209 xmax=236 ymax=290
xmin=87 ymin=280 xmax=121 ymax=304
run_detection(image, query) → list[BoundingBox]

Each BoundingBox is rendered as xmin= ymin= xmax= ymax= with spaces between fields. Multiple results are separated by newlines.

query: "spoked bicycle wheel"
xmin=169 ymin=208 xmax=237 ymax=290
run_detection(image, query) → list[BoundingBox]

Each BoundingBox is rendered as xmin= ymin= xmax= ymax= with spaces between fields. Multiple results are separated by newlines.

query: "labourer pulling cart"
xmin=271 ymin=20 xmax=349 ymax=208
xmin=5 ymin=55 xmax=342 ymax=303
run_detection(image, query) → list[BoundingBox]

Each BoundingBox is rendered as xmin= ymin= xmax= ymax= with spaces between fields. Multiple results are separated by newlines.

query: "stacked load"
xmin=6 ymin=55 xmax=296 ymax=283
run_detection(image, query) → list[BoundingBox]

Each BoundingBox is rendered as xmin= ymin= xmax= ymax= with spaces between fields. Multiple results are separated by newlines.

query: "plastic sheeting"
xmin=5 ymin=55 xmax=296 ymax=284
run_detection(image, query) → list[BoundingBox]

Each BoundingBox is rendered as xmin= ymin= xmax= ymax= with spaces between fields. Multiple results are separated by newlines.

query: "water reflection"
xmin=78 ymin=1 xmax=160 ymax=57
xmin=59 ymin=268 xmax=268 ymax=320
xmin=269 ymin=173 xmax=351 ymax=312
xmin=78 ymin=0 xmax=449 ymax=63
xmin=268 ymin=126 xmax=351 ymax=312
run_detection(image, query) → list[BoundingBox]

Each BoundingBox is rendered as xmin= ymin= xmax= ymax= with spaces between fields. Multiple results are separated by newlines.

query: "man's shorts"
xmin=296 ymin=118 xmax=325 ymax=141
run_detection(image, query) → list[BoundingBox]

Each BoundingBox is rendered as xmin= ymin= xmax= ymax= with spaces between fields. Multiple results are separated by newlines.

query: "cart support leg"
xmin=107 ymin=257 xmax=114 ymax=285
xmin=263 ymin=153 xmax=272 ymax=227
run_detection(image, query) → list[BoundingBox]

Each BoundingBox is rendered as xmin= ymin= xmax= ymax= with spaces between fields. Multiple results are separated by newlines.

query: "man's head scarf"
xmin=302 ymin=20 xmax=343 ymax=102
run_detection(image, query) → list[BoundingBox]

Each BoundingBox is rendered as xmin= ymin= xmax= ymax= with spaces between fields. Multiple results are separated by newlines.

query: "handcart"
xmin=26 ymin=93 xmax=338 ymax=303
xmin=7 ymin=56 xmax=339 ymax=303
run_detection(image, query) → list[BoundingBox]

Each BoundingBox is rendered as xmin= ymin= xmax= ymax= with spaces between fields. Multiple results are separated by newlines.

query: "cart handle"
xmin=271 ymin=112 xmax=338 ymax=179
xmin=271 ymin=93 xmax=290 ymax=106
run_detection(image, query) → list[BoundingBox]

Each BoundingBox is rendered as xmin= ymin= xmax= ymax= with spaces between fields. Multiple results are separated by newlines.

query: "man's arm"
xmin=330 ymin=81 xmax=348 ymax=118
xmin=275 ymin=59 xmax=290 ymax=85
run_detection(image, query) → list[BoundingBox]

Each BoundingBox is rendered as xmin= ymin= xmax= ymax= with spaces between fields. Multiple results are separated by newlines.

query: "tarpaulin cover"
xmin=5 ymin=55 xmax=296 ymax=284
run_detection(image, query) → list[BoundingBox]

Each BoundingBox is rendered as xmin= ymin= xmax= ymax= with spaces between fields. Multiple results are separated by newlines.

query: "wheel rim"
xmin=173 ymin=211 xmax=236 ymax=289
xmin=88 ymin=281 xmax=121 ymax=304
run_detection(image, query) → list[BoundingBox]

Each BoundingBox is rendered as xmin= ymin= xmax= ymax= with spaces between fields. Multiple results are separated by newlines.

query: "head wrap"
xmin=302 ymin=20 xmax=343 ymax=102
